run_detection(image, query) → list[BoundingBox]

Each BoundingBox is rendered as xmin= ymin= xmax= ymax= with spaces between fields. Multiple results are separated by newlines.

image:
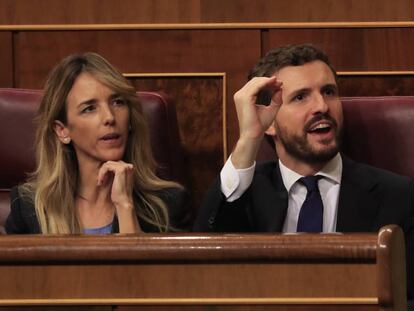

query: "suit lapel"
xmin=336 ymin=156 xmax=380 ymax=232
xmin=250 ymin=163 xmax=288 ymax=232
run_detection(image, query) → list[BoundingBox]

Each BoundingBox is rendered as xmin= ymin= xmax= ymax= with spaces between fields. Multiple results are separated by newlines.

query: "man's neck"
xmin=278 ymin=152 xmax=340 ymax=176
xmin=279 ymin=157 xmax=327 ymax=176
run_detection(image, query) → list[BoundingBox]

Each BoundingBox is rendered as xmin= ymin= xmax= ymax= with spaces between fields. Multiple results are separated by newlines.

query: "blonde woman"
xmin=6 ymin=53 xmax=186 ymax=234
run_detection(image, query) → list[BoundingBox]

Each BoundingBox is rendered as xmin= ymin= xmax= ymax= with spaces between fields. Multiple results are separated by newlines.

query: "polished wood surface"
xmin=200 ymin=0 xmax=414 ymax=23
xmin=267 ymin=28 xmax=414 ymax=71
xmin=0 ymin=0 xmax=413 ymax=24
xmin=0 ymin=225 xmax=406 ymax=310
xmin=338 ymin=76 xmax=414 ymax=96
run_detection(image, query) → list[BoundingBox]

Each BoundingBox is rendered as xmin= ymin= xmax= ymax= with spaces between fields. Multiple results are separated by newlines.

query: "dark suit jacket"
xmin=6 ymin=186 xmax=189 ymax=233
xmin=194 ymin=156 xmax=414 ymax=299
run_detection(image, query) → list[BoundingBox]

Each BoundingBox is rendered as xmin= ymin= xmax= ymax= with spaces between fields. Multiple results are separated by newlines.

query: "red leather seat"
xmin=0 ymin=88 xmax=185 ymax=233
xmin=256 ymin=96 xmax=414 ymax=179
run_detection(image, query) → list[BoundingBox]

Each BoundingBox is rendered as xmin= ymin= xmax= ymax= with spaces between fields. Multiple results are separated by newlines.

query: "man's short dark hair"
xmin=248 ymin=44 xmax=337 ymax=81
xmin=248 ymin=44 xmax=338 ymax=151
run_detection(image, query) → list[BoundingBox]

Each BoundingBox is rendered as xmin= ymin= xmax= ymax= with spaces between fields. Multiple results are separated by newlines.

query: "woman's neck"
xmin=77 ymin=158 xmax=110 ymax=205
xmin=76 ymin=159 xmax=115 ymax=228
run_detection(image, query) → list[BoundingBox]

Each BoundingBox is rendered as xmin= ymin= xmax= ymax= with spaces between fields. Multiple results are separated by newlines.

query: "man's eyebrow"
xmin=287 ymin=87 xmax=311 ymax=98
xmin=322 ymin=83 xmax=338 ymax=90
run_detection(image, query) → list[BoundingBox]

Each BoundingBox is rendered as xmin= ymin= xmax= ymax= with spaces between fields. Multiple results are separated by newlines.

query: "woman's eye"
xmin=113 ymin=98 xmax=126 ymax=106
xmin=81 ymin=105 xmax=95 ymax=113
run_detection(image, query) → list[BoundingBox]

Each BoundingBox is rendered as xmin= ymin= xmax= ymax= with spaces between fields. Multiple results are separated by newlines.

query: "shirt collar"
xmin=279 ymin=153 xmax=343 ymax=192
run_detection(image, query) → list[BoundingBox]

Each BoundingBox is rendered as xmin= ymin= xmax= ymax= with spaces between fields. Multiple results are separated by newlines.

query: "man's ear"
xmin=53 ymin=120 xmax=71 ymax=144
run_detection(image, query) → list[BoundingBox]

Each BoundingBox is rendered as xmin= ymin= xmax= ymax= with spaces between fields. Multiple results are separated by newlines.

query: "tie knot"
xmin=299 ymin=175 xmax=322 ymax=192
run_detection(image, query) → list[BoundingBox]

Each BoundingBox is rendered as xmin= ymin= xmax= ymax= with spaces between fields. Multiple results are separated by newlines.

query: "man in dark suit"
xmin=194 ymin=44 xmax=414 ymax=300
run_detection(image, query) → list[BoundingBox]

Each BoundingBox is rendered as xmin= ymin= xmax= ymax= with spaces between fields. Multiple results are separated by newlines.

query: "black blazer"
xmin=6 ymin=186 xmax=189 ymax=234
xmin=194 ymin=156 xmax=414 ymax=299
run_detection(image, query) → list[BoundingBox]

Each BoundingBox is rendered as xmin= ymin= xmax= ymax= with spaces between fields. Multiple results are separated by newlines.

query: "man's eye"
xmin=323 ymin=87 xmax=337 ymax=96
xmin=293 ymin=94 xmax=305 ymax=101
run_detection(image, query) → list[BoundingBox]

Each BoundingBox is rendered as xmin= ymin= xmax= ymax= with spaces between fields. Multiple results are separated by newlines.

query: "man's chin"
xmin=304 ymin=145 xmax=339 ymax=164
xmin=278 ymin=129 xmax=341 ymax=165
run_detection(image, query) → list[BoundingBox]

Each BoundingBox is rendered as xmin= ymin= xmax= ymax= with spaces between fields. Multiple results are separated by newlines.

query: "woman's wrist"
xmin=114 ymin=200 xmax=134 ymax=212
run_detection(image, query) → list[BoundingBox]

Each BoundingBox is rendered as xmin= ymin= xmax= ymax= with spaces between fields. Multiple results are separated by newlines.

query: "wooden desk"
xmin=0 ymin=225 xmax=406 ymax=311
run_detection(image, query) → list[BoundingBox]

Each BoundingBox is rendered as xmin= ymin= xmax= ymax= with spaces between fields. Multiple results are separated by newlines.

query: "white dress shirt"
xmin=220 ymin=153 xmax=343 ymax=233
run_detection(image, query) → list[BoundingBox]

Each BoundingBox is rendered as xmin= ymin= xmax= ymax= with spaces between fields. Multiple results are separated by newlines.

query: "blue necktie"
xmin=297 ymin=175 xmax=323 ymax=232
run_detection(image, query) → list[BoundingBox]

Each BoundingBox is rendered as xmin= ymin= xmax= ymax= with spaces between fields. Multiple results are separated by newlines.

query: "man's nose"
xmin=311 ymin=93 xmax=329 ymax=114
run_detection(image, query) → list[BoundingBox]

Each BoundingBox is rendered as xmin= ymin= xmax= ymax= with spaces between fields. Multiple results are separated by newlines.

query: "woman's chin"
xmin=99 ymin=151 xmax=125 ymax=163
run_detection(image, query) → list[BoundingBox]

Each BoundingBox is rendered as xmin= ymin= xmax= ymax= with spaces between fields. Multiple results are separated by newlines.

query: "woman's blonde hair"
xmin=20 ymin=52 xmax=180 ymax=234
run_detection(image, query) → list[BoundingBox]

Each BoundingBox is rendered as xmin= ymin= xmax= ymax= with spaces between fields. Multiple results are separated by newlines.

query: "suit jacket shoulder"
xmin=337 ymin=157 xmax=414 ymax=232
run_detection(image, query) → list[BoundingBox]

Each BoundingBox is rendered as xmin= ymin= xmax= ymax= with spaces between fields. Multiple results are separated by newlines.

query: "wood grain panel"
xmin=0 ymin=0 xmax=200 ymax=24
xmin=129 ymin=77 xmax=223 ymax=210
xmin=201 ymin=0 xmax=414 ymax=23
xmin=1 ymin=0 xmax=414 ymax=24
xmin=0 ymin=31 xmax=13 ymax=87
xmin=268 ymin=28 xmax=414 ymax=71
xmin=338 ymin=75 xmax=414 ymax=96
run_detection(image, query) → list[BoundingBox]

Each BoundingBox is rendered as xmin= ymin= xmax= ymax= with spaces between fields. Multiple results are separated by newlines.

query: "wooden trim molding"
xmin=2 ymin=21 xmax=414 ymax=31
xmin=339 ymin=71 xmax=414 ymax=76
xmin=0 ymin=297 xmax=378 ymax=306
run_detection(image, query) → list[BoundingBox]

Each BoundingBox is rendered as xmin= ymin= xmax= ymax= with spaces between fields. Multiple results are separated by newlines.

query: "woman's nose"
xmin=102 ymin=105 xmax=115 ymax=125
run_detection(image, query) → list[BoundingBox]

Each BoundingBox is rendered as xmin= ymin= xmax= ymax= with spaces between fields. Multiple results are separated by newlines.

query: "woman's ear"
xmin=53 ymin=120 xmax=71 ymax=144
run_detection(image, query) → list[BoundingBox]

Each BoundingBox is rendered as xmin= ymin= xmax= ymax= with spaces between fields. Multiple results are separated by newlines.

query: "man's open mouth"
xmin=307 ymin=122 xmax=332 ymax=134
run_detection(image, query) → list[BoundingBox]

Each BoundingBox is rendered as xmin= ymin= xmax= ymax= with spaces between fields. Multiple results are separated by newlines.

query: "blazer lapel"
xmin=250 ymin=163 xmax=288 ymax=232
xmin=336 ymin=156 xmax=380 ymax=232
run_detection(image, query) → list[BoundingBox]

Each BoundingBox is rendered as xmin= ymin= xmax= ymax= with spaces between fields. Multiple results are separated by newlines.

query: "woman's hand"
xmin=97 ymin=161 xmax=142 ymax=233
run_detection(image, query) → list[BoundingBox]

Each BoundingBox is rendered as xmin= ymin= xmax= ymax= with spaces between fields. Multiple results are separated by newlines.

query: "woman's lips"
xmin=99 ymin=133 xmax=122 ymax=146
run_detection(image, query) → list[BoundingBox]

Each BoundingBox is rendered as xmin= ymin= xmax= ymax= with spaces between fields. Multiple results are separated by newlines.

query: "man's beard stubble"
xmin=276 ymin=114 xmax=342 ymax=165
